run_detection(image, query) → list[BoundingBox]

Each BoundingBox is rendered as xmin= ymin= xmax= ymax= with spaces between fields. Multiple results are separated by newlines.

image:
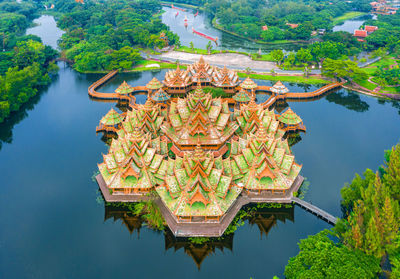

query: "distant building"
xmin=364 ymin=25 xmax=379 ymax=32
xmin=286 ymin=23 xmax=299 ymax=29
xmin=353 ymin=25 xmax=378 ymax=42
xmin=354 ymin=29 xmax=368 ymax=42
xmin=370 ymin=1 xmax=398 ymax=15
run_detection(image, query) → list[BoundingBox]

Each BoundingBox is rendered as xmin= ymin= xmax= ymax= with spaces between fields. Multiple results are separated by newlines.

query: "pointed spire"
xmin=143 ymin=98 xmax=154 ymax=111
xmin=193 ymin=143 xmax=206 ymax=160
xmin=199 ymin=56 xmax=205 ymax=65
xmin=256 ymin=125 xmax=268 ymax=141
xmin=130 ymin=127 xmax=143 ymax=141
xmin=193 ymin=82 xmax=205 ymax=99
xmin=247 ymin=95 xmax=258 ymax=111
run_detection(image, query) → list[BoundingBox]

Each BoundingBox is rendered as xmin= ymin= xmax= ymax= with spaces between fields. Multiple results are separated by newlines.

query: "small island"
xmin=94 ymin=58 xmax=309 ymax=236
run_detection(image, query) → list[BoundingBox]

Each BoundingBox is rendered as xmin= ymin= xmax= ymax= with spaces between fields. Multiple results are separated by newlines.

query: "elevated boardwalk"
xmin=88 ymin=70 xmax=343 ymax=107
xmin=88 ymin=70 xmax=148 ymax=101
xmin=292 ymin=197 xmax=338 ymax=225
xmin=259 ymin=82 xmax=344 ymax=109
xmin=285 ymin=82 xmax=344 ymax=100
xmin=88 ymin=70 xmax=119 ymax=100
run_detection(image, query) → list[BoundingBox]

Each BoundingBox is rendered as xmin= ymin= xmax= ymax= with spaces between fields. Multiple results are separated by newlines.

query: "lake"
xmin=332 ymin=14 xmax=373 ymax=33
xmin=0 ymin=15 xmax=399 ymax=279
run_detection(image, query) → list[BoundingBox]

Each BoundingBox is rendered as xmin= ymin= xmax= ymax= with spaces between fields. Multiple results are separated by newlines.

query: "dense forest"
xmin=285 ymin=144 xmax=400 ymax=278
xmin=0 ymin=0 xmax=58 ymax=123
xmin=55 ymin=0 xmax=179 ymax=72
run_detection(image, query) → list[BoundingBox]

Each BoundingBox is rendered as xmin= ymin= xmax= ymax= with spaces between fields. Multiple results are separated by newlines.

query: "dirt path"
xmin=158 ymin=51 xmax=279 ymax=70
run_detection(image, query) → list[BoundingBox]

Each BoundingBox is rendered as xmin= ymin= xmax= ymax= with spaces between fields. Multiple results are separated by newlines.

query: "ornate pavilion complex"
xmin=95 ymin=58 xmax=305 ymax=236
xmin=163 ymin=56 xmax=240 ymax=94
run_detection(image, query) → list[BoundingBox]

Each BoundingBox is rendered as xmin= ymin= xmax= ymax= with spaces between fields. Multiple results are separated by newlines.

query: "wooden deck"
xmin=96 ymin=173 xmax=315 ymax=237
xmin=96 ymin=174 xmax=150 ymax=202
xmin=292 ymin=197 xmax=338 ymax=225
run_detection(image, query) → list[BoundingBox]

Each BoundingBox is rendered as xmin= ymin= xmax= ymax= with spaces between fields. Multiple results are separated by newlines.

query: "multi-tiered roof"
xmin=97 ymin=64 xmax=304 ymax=229
xmin=115 ymin=81 xmax=134 ymax=95
xmin=163 ymin=65 xmax=191 ymax=88
xmin=122 ymin=99 xmax=165 ymax=136
xmin=212 ymin=66 xmax=239 ymax=87
xmin=146 ymin=77 xmax=163 ymax=91
xmin=270 ymin=81 xmax=289 ymax=95
xmin=98 ymin=127 xmax=168 ymax=193
xmin=161 ymin=84 xmax=238 ymax=154
xmin=187 ymin=56 xmax=214 ymax=84
xmin=156 ymin=144 xmax=242 ymax=219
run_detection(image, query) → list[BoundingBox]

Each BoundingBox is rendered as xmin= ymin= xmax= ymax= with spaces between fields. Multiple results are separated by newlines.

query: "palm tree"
xmin=190 ymin=41 xmax=194 ymax=51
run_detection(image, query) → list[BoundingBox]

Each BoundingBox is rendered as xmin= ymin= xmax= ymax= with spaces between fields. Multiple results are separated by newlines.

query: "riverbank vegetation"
xmin=171 ymin=0 xmax=369 ymax=43
xmin=0 ymin=0 xmax=58 ymax=123
xmin=55 ymin=0 xmax=179 ymax=73
xmin=285 ymin=143 xmax=400 ymax=278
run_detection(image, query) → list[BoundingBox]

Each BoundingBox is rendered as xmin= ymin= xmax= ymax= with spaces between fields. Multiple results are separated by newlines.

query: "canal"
xmin=0 ymin=15 xmax=399 ymax=279
xmin=161 ymin=6 xmax=303 ymax=52
xmin=161 ymin=6 xmax=373 ymax=52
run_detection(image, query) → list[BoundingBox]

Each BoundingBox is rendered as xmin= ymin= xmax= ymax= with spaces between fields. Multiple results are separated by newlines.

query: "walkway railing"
xmin=259 ymin=82 xmax=344 ymax=108
xmin=88 ymin=70 xmax=119 ymax=100
xmin=292 ymin=197 xmax=338 ymax=225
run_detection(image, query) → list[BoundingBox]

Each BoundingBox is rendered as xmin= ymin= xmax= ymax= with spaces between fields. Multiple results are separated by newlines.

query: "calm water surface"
xmin=26 ymin=15 xmax=65 ymax=49
xmin=332 ymin=14 xmax=373 ymax=33
xmin=1 ymin=16 xmax=400 ymax=279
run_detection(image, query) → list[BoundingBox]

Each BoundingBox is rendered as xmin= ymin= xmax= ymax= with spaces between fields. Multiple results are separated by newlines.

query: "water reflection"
xmin=104 ymin=203 xmax=294 ymax=269
xmin=0 ymin=76 xmax=55 ymax=150
xmin=378 ymin=99 xmax=400 ymax=115
xmin=325 ymin=90 xmax=370 ymax=112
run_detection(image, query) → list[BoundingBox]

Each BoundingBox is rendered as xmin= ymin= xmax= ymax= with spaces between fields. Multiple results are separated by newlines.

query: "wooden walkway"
xmin=88 ymin=70 xmax=148 ymax=101
xmin=88 ymin=70 xmax=343 ymax=106
xmin=292 ymin=197 xmax=338 ymax=225
xmin=259 ymin=82 xmax=344 ymax=109
xmin=88 ymin=70 xmax=120 ymax=100
xmin=285 ymin=82 xmax=344 ymax=100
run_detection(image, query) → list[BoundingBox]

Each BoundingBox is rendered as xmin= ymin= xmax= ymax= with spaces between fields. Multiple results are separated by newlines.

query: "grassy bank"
xmin=354 ymin=54 xmax=400 ymax=94
xmin=332 ymin=11 xmax=367 ymax=26
xmin=175 ymin=46 xmax=275 ymax=61
xmin=176 ymin=46 xmax=220 ymax=55
xmin=238 ymin=72 xmax=329 ymax=84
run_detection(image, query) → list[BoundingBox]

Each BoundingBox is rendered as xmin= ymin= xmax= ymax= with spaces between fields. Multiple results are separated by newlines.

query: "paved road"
xmin=142 ymin=51 xmax=322 ymax=75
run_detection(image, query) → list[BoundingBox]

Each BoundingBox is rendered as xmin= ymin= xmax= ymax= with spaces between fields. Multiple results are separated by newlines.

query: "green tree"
xmin=271 ymin=49 xmax=284 ymax=65
xmin=284 ymin=231 xmax=380 ymax=279
xmin=296 ymin=48 xmax=312 ymax=64
xmin=383 ymin=145 xmax=400 ymax=200
xmin=322 ymin=58 xmax=367 ymax=82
